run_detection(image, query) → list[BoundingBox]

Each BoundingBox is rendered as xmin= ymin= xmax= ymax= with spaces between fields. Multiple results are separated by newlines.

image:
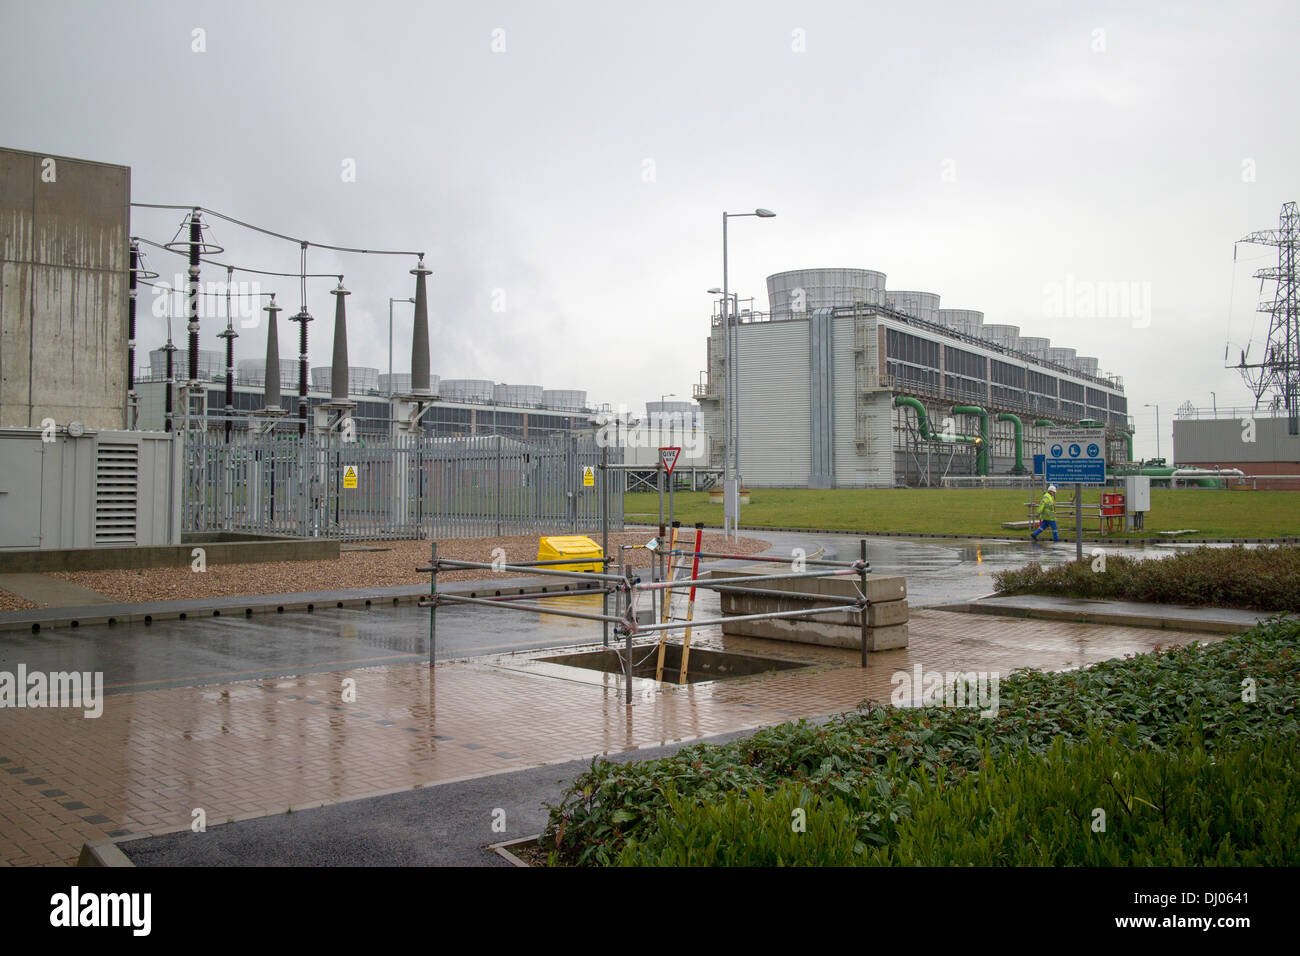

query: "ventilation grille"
xmin=95 ymin=442 xmax=139 ymax=545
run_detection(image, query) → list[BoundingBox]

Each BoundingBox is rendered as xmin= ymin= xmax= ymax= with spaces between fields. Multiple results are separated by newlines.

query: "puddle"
xmin=538 ymin=645 xmax=807 ymax=685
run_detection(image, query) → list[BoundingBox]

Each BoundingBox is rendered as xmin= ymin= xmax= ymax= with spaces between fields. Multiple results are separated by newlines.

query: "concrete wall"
xmin=0 ymin=147 xmax=130 ymax=430
xmin=737 ymin=319 xmax=811 ymax=486
xmin=0 ymin=427 xmax=179 ymax=550
xmin=1173 ymin=416 xmax=1300 ymax=466
xmin=0 ymin=534 xmax=337 ymax=572
xmin=833 ymin=314 xmax=894 ymax=488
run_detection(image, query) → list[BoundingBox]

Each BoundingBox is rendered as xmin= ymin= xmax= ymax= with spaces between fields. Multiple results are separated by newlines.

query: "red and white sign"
xmin=659 ymin=446 xmax=681 ymax=475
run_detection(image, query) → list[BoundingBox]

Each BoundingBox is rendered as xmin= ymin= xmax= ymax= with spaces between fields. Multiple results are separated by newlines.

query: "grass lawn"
xmin=624 ymin=487 xmax=1300 ymax=540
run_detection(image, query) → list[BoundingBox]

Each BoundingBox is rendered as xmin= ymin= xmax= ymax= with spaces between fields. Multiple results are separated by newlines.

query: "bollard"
xmin=859 ymin=539 xmax=869 ymax=668
xmin=429 ymin=540 xmax=437 ymax=668
xmin=601 ymin=444 xmax=609 ymax=648
xmin=623 ymin=564 xmax=636 ymax=706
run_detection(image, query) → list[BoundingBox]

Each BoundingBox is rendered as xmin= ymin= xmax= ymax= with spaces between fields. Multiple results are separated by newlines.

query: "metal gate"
xmin=182 ymin=430 xmax=623 ymax=540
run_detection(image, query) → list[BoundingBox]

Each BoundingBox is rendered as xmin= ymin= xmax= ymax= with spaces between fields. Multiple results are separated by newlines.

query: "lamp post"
xmin=721 ymin=208 xmax=776 ymax=540
xmin=659 ymin=391 xmax=676 ymax=447
xmin=388 ymin=296 xmax=415 ymax=396
xmin=1144 ymin=403 xmax=1161 ymax=461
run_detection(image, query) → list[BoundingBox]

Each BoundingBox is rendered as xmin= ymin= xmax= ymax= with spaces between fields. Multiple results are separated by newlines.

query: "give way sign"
xmin=659 ymin=446 xmax=681 ymax=475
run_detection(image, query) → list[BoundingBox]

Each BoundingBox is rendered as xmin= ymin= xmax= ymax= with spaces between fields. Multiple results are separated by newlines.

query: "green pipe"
xmin=1122 ymin=431 xmax=1134 ymax=462
xmin=1034 ymin=418 xmax=1055 ymax=427
xmin=1077 ymin=419 xmax=1105 ymax=428
xmin=997 ymin=412 xmax=1024 ymax=474
xmin=952 ymin=405 xmax=990 ymax=475
xmin=893 ymin=396 xmax=980 ymax=444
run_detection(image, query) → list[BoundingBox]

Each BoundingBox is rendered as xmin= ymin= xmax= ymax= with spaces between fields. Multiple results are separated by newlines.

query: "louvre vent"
xmin=95 ymin=441 xmax=139 ymax=545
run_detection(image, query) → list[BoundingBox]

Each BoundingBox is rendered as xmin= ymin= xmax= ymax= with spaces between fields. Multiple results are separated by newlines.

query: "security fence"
xmin=182 ymin=429 xmax=623 ymax=540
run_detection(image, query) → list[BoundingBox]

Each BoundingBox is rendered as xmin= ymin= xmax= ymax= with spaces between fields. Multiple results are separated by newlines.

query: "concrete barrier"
xmin=707 ymin=567 xmax=908 ymax=651
xmin=0 ymin=534 xmax=339 ymax=572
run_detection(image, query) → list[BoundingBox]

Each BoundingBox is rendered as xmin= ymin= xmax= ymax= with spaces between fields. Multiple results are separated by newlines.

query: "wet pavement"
xmin=118 ymin=727 xmax=765 ymax=867
xmin=0 ymin=598 xmax=613 ymax=696
xmin=748 ymin=529 xmax=1220 ymax=607
xmin=0 ymin=529 xmax=1250 ymax=866
xmin=2 ymin=609 xmax=1225 ymax=866
xmin=967 ymin=593 xmax=1290 ymax=633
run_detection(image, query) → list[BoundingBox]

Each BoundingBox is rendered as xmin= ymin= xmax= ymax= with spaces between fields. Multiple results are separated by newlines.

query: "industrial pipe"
xmin=893 ymin=396 xmax=980 ymax=444
xmin=1171 ymin=467 xmax=1243 ymax=489
xmin=996 ymin=412 xmax=1025 ymax=474
xmin=1122 ymin=431 xmax=1134 ymax=463
xmin=951 ymin=405 xmax=990 ymax=475
xmin=1034 ymin=418 xmax=1055 ymax=427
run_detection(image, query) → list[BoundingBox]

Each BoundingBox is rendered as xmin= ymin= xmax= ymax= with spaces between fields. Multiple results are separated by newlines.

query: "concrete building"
xmin=0 ymin=146 xmax=130 ymax=430
xmin=696 ymin=268 xmax=1132 ymax=488
xmin=1173 ymin=405 xmax=1300 ymax=490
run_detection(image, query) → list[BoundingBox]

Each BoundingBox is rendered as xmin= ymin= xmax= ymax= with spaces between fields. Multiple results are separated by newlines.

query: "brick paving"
xmin=0 ymin=608 xmax=1221 ymax=866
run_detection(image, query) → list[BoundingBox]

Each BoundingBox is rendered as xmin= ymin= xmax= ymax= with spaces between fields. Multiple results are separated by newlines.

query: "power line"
xmin=131 ymin=202 xmax=423 ymax=258
xmin=133 ymin=235 xmax=340 ymax=280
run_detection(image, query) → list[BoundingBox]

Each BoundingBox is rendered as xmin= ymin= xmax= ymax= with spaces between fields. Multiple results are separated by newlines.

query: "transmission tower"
xmin=1235 ymin=201 xmax=1299 ymax=434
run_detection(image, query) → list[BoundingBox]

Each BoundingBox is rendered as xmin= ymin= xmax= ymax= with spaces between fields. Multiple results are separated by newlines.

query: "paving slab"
xmin=0 ymin=574 xmax=111 ymax=608
xmin=115 ymin=728 xmax=764 ymax=867
xmin=0 ymin=608 xmax=1222 ymax=866
xmin=962 ymin=593 xmax=1289 ymax=634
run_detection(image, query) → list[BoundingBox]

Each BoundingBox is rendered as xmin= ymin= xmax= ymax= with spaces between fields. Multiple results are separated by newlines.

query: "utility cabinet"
xmin=1124 ymin=475 xmax=1151 ymax=530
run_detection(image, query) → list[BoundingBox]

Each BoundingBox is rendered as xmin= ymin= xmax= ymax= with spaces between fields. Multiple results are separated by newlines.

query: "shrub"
xmin=542 ymin=617 xmax=1300 ymax=865
xmin=993 ymin=544 xmax=1300 ymax=612
xmin=617 ymin=727 xmax=1300 ymax=867
xmin=873 ymin=727 xmax=1300 ymax=866
xmin=616 ymin=783 xmax=864 ymax=867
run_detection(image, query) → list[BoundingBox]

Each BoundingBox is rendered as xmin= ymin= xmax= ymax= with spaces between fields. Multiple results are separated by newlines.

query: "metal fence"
xmin=182 ymin=430 xmax=623 ymax=540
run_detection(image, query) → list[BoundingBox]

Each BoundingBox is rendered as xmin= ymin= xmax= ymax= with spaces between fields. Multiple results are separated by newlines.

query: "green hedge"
xmin=617 ymin=727 xmax=1300 ymax=866
xmin=994 ymin=544 xmax=1300 ymax=612
xmin=616 ymin=783 xmax=862 ymax=867
xmin=542 ymin=617 xmax=1300 ymax=865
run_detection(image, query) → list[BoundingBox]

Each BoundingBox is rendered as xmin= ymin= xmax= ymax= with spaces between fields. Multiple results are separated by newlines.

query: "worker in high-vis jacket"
xmin=1031 ymin=484 xmax=1060 ymax=542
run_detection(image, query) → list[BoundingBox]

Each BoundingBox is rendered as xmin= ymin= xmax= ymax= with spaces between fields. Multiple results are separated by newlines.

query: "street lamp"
xmin=721 ymin=208 xmax=776 ymax=539
xmin=1144 ymin=403 xmax=1161 ymax=461
xmin=388 ymin=296 xmax=416 ymax=396
xmin=660 ymin=392 xmax=676 ymax=447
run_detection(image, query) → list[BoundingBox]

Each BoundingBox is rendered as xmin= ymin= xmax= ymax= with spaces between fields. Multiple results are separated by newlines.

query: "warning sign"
xmin=343 ymin=465 xmax=358 ymax=489
xmin=659 ymin=446 xmax=681 ymax=475
xmin=582 ymin=466 xmax=595 ymax=487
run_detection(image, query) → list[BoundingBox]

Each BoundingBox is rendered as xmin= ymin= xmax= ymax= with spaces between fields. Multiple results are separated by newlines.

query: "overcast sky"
xmin=3 ymin=0 xmax=1297 ymax=458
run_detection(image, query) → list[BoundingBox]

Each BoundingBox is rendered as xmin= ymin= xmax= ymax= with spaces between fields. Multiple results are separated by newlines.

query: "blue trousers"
xmin=1032 ymin=519 xmax=1059 ymax=540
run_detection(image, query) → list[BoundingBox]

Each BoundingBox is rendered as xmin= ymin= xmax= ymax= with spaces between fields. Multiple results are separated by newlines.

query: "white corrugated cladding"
xmin=832 ymin=315 xmax=893 ymax=486
xmin=737 ymin=319 xmax=810 ymax=486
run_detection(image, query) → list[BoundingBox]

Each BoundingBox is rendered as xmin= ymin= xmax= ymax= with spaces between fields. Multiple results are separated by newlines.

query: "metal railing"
xmin=182 ymin=429 xmax=623 ymax=540
xmin=419 ymin=539 xmax=875 ymax=703
xmin=1173 ymin=404 xmax=1288 ymax=420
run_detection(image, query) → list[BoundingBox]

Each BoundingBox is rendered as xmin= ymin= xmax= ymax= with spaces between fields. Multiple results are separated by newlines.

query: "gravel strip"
xmin=0 ymin=589 xmax=38 ymax=611
xmin=46 ymin=532 xmax=771 ymax=605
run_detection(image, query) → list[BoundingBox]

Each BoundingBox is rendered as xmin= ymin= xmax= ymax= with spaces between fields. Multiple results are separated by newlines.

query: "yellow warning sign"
xmin=582 ymin=466 xmax=595 ymax=487
xmin=343 ymin=465 xmax=358 ymax=489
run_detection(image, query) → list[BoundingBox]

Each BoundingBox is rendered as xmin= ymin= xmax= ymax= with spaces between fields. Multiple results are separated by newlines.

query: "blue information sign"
xmin=1045 ymin=428 xmax=1106 ymax=484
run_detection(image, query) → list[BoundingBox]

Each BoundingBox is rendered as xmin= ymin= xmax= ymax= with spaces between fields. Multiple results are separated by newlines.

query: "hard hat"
xmin=1048 ymin=484 xmax=1057 ymax=493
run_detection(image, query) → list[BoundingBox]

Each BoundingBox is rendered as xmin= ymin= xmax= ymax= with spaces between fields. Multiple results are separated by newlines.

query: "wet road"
xmin=0 ymin=531 xmax=1227 ymax=694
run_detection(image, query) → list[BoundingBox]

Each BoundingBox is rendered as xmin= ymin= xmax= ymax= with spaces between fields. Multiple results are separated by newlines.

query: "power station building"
xmin=133 ymin=360 xmax=594 ymax=439
xmin=696 ymin=268 xmax=1133 ymax=487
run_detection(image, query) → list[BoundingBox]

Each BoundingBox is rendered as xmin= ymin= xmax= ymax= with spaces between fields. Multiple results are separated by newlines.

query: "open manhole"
xmin=537 ymin=645 xmax=807 ymax=685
